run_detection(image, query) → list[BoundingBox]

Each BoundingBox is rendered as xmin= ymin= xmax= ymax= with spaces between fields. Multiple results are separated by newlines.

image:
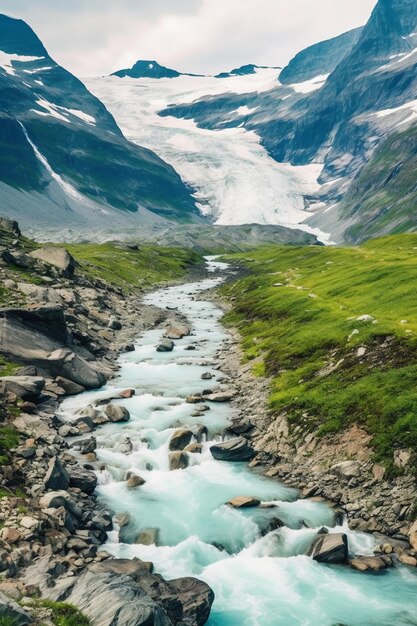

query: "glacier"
xmin=86 ymin=69 xmax=331 ymax=243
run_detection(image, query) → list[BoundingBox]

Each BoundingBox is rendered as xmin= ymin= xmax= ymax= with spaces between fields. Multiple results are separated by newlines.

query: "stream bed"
xmin=60 ymin=259 xmax=417 ymax=626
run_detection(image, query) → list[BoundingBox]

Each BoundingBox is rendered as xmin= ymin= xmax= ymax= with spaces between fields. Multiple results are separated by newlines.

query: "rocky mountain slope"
xmin=161 ymin=0 xmax=417 ymax=243
xmin=0 ymin=15 xmax=200 ymax=238
xmin=112 ymin=59 xmax=186 ymax=79
xmin=0 ymin=216 xmax=213 ymax=624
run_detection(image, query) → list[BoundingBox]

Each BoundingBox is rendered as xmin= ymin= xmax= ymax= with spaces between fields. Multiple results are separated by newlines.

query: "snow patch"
xmin=290 ymin=74 xmax=329 ymax=94
xmin=66 ymin=109 xmax=96 ymax=125
xmin=375 ymin=99 xmax=417 ymax=126
xmin=0 ymin=52 xmax=44 ymax=76
xmin=231 ymin=105 xmax=259 ymax=117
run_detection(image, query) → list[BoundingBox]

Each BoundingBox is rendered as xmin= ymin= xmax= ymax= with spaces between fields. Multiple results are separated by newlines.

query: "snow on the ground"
xmin=290 ymin=74 xmax=329 ymax=94
xmin=86 ymin=69 xmax=330 ymax=243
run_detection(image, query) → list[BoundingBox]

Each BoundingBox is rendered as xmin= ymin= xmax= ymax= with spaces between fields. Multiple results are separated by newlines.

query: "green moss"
xmin=25 ymin=600 xmax=89 ymax=626
xmin=65 ymin=243 xmax=203 ymax=290
xmin=0 ymin=357 xmax=19 ymax=377
xmin=0 ymin=426 xmax=20 ymax=451
xmin=221 ymin=235 xmax=417 ymax=471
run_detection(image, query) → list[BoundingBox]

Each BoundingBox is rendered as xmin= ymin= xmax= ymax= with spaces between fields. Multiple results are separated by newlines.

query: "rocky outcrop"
xmin=0 ymin=591 xmax=32 ymax=624
xmin=29 ymin=247 xmax=76 ymax=278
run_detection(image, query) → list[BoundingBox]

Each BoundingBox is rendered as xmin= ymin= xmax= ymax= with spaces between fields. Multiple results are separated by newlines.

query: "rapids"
xmin=60 ymin=259 xmax=417 ymax=626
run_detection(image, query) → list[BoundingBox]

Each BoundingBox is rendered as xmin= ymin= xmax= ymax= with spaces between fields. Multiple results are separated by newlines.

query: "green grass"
xmin=0 ymin=357 xmax=19 ymax=377
xmin=22 ymin=600 xmax=89 ymax=626
xmin=0 ymin=426 xmax=20 ymax=451
xmin=65 ymin=242 xmax=203 ymax=290
xmin=222 ymin=235 xmax=417 ymax=473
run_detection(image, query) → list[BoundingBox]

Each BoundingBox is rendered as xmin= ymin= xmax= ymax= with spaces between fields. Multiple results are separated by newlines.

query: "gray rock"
xmin=0 ymin=376 xmax=45 ymax=401
xmin=30 ymin=246 xmax=76 ymax=277
xmin=0 ymin=590 xmax=32 ymax=625
xmin=306 ymin=532 xmax=348 ymax=564
xmin=156 ymin=339 xmax=174 ymax=352
xmin=105 ymin=404 xmax=130 ymax=423
xmin=50 ymin=570 xmax=172 ymax=626
xmin=169 ymin=577 xmax=214 ymax=626
xmin=210 ymin=437 xmax=255 ymax=462
xmin=1 ymin=249 xmax=35 ymax=269
xmin=0 ymin=217 xmax=21 ymax=237
xmin=73 ymin=437 xmax=97 ymax=455
xmin=17 ymin=283 xmax=63 ymax=305
xmin=330 ymin=461 xmax=362 ymax=478
xmin=55 ymin=377 xmax=85 ymax=396
xmin=68 ymin=467 xmax=97 ymax=495
xmin=44 ymin=457 xmax=70 ymax=491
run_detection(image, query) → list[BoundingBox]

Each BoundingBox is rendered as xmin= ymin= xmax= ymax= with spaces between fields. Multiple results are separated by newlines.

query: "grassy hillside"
xmin=222 ymin=236 xmax=417 ymax=473
xmin=62 ymin=243 xmax=202 ymax=290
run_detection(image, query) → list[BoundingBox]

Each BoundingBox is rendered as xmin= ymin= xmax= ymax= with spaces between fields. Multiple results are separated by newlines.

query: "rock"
xmin=169 ymin=429 xmax=194 ymax=451
xmin=55 ymin=377 xmax=85 ymax=396
xmin=0 ymin=527 xmax=22 ymax=544
xmin=119 ymin=389 xmax=135 ymax=399
xmin=50 ymin=570 xmax=172 ymax=626
xmin=127 ymin=474 xmax=145 ymax=489
xmin=73 ymin=437 xmax=97 ymax=455
xmin=120 ymin=437 xmax=134 ymax=454
xmin=1 ymin=249 xmax=35 ymax=269
xmin=135 ymin=528 xmax=159 ymax=546
xmin=0 ymin=376 xmax=45 ymax=401
xmin=108 ymin=318 xmax=122 ymax=330
xmin=185 ymin=443 xmax=203 ymax=454
xmin=350 ymin=556 xmax=392 ymax=572
xmin=0 ymin=590 xmax=32 ymax=625
xmin=30 ymin=246 xmax=76 ymax=277
xmin=90 ymin=559 xmax=153 ymax=579
xmin=210 ymin=437 xmax=255 ymax=462
xmin=204 ymin=391 xmax=234 ymax=402
xmin=372 ymin=464 xmax=386 ymax=481
xmin=306 ymin=533 xmax=348 ymax=564
xmin=168 ymin=577 xmax=215 ymax=626
xmin=17 ymin=283 xmax=63 ymax=305
xmin=44 ymin=457 xmax=70 ymax=491
xmin=164 ymin=326 xmax=190 ymax=340
xmin=105 ymin=404 xmax=131 ymax=423
xmin=228 ymin=496 xmax=261 ymax=508
xmin=201 ymin=372 xmax=213 ymax=380
xmin=20 ymin=516 xmax=39 ymax=530
xmin=156 ymin=339 xmax=174 ymax=352
xmin=169 ymin=451 xmax=189 ymax=470
xmin=0 ymin=217 xmax=21 ymax=237
xmin=409 ymin=520 xmax=417 ymax=551
xmin=330 ymin=461 xmax=362 ymax=478
xmin=399 ymin=553 xmax=417 ymax=567
xmin=68 ymin=467 xmax=97 ymax=495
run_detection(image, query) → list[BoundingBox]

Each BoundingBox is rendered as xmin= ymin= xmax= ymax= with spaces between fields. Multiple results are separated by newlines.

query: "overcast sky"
xmin=0 ymin=0 xmax=377 ymax=77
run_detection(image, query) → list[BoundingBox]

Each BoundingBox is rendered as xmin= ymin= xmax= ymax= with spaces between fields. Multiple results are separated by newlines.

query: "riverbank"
xmin=0 ymin=218 xmax=212 ymax=624
xmin=206 ymin=241 xmax=417 ymax=561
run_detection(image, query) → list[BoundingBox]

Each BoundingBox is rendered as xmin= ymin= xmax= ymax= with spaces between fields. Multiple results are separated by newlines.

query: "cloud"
xmin=0 ymin=0 xmax=377 ymax=76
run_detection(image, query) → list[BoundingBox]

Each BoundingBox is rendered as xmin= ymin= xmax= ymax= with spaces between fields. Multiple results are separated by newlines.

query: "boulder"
xmin=350 ymin=556 xmax=392 ymax=572
xmin=164 ymin=326 xmax=190 ymax=340
xmin=409 ymin=520 xmax=417 ymax=551
xmin=127 ymin=474 xmax=145 ymax=489
xmin=228 ymin=496 xmax=261 ymax=509
xmin=168 ymin=577 xmax=214 ymax=626
xmin=135 ymin=528 xmax=159 ymax=546
xmin=1 ymin=250 xmax=35 ymax=269
xmin=55 ymin=377 xmax=85 ymax=396
xmin=210 ymin=437 xmax=255 ymax=462
xmin=204 ymin=391 xmax=234 ymax=403
xmin=156 ymin=339 xmax=174 ymax=352
xmin=72 ymin=437 xmax=97 ymax=455
xmin=119 ymin=388 xmax=135 ymax=399
xmin=68 ymin=467 xmax=97 ymax=495
xmin=0 ymin=591 xmax=32 ymax=625
xmin=50 ymin=570 xmax=172 ymax=626
xmin=105 ymin=404 xmax=131 ymax=423
xmin=201 ymin=372 xmax=213 ymax=380
xmin=44 ymin=457 xmax=70 ymax=491
xmin=169 ymin=451 xmax=189 ymax=471
xmin=30 ymin=246 xmax=76 ymax=277
xmin=0 ymin=217 xmax=21 ymax=237
xmin=90 ymin=559 xmax=153 ymax=579
xmin=306 ymin=533 xmax=348 ymax=564
xmin=17 ymin=283 xmax=63 ymax=305
xmin=0 ymin=376 xmax=45 ymax=401
xmin=169 ymin=429 xmax=194 ymax=452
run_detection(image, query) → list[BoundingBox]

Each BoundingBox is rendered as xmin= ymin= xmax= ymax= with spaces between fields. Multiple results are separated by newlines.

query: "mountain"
xmin=112 ymin=59 xmax=203 ymax=79
xmin=112 ymin=59 xmax=182 ymax=79
xmin=215 ymin=64 xmax=280 ymax=79
xmin=0 ymin=15 xmax=200 ymax=237
xmin=159 ymin=0 xmax=417 ymax=242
